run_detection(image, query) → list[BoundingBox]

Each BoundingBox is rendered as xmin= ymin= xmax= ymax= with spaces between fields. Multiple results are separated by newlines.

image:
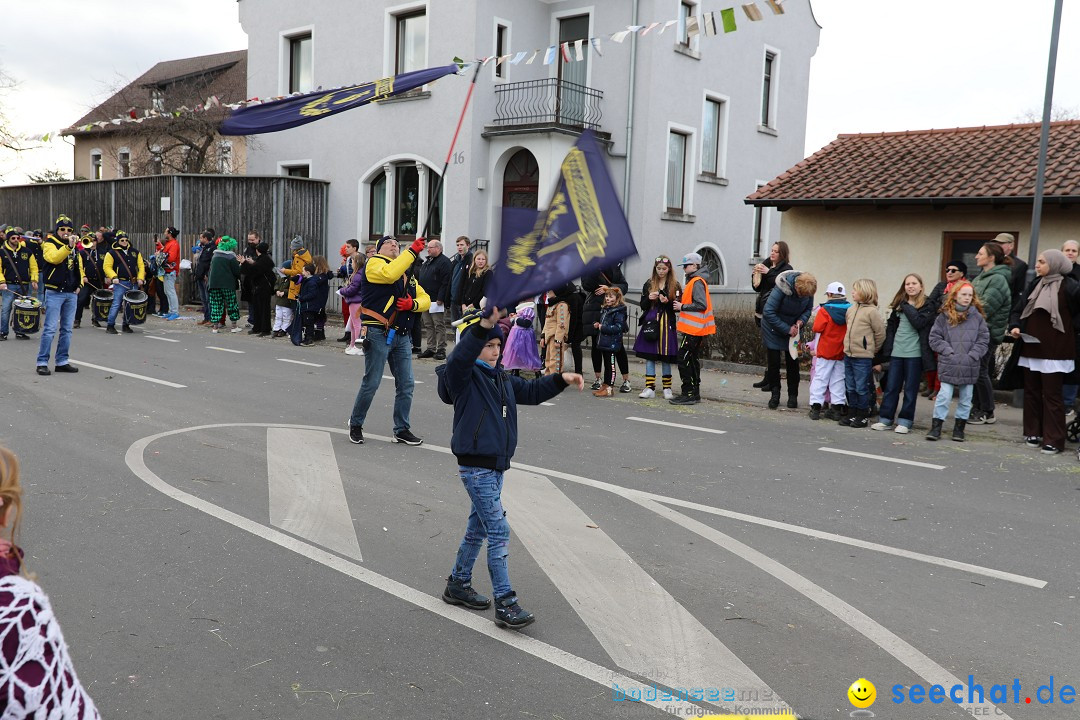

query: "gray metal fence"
xmin=0 ymin=174 xmax=329 ymax=264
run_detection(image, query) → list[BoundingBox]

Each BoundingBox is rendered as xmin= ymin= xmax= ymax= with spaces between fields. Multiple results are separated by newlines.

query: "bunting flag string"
xmin=25 ymin=1 xmax=785 ymax=142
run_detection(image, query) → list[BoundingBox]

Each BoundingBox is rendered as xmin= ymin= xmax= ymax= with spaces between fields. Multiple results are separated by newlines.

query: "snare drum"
xmin=12 ymin=297 xmax=41 ymax=334
xmin=122 ymin=289 xmax=149 ymax=325
xmin=92 ymin=289 xmax=114 ymax=323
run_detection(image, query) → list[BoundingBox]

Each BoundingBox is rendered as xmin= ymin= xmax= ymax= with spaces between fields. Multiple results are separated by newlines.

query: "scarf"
xmin=1021 ymin=249 xmax=1071 ymax=333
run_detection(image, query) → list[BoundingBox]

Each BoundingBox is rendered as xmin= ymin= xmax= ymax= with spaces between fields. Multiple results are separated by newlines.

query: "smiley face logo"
xmin=848 ymin=678 xmax=876 ymax=708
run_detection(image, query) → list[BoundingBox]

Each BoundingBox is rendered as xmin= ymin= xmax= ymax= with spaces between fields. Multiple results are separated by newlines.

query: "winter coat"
xmin=810 ymin=298 xmax=850 ymax=361
xmin=580 ymin=266 xmax=628 ymax=338
xmin=281 ymin=249 xmax=313 ymax=301
xmin=207 ymin=250 xmax=241 ymax=290
xmin=444 ymin=322 xmax=568 ymax=471
xmin=296 ymin=271 xmax=334 ymax=312
xmin=844 ymin=303 xmax=886 ymax=359
xmin=754 ymin=260 xmax=793 ymax=318
xmin=194 ymin=240 xmax=216 ymax=283
xmin=418 ymin=252 xmax=452 ymax=306
xmin=761 ymin=270 xmax=812 ymax=351
xmin=240 ymin=253 xmax=276 ymax=297
xmin=339 ymin=268 xmax=364 ymax=305
xmin=449 ymin=250 xmax=473 ymax=306
xmin=596 ymin=305 xmax=628 ymax=351
xmin=880 ymin=301 xmax=936 ymax=371
xmin=633 ymin=279 xmax=680 ymax=360
xmin=460 ymin=270 xmax=491 ymax=309
xmin=929 ymin=307 xmax=989 ymax=385
xmin=1008 ymin=275 xmax=1080 ymax=382
xmin=240 ymin=242 xmax=260 ymax=300
xmin=971 ymin=263 xmax=1012 ymax=343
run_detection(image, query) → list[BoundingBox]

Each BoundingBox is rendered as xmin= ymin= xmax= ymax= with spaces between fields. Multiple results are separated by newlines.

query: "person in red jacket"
xmin=808 ymin=282 xmax=850 ymax=420
xmin=161 ymin=226 xmax=181 ymax=319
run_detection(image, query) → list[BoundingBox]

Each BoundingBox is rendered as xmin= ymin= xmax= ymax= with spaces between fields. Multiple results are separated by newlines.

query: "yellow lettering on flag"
xmin=536 ymin=147 xmax=608 ymax=263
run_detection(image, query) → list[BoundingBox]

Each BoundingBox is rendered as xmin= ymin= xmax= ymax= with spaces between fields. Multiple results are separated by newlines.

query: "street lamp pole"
xmin=1027 ymin=0 xmax=1065 ymax=277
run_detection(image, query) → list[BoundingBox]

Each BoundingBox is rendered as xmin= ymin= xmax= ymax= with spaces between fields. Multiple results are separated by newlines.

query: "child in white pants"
xmin=808 ymin=283 xmax=850 ymax=420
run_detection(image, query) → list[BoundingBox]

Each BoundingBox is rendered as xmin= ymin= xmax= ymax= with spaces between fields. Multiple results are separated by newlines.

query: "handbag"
xmin=995 ymin=339 xmax=1023 ymax=391
xmin=640 ymin=315 xmax=660 ymax=342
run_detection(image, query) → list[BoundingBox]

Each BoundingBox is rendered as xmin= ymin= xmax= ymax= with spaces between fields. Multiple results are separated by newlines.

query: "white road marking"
xmin=819 ymin=446 xmax=946 ymax=470
xmin=504 ymin=469 xmax=787 ymax=715
xmin=267 ymin=429 xmax=361 ymax=561
xmin=123 ymin=424 xmax=705 ymax=719
xmin=145 ymin=335 xmax=180 ymax=343
xmin=383 ymin=374 xmax=424 ymax=384
xmin=278 ymin=358 xmax=324 ymax=368
xmin=206 ymin=346 xmax=245 ymax=354
xmin=70 ymin=360 xmax=186 ymax=388
xmin=540 ymin=402 xmax=555 ymax=407
xmin=506 ymin=459 xmax=1045 ymax=590
xmin=626 ymin=416 xmax=726 ymax=434
xmin=632 ymin=497 xmax=1014 ymax=720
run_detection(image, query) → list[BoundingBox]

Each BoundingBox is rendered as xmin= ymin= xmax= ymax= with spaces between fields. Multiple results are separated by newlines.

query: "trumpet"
xmin=79 ymin=236 xmax=95 ymax=250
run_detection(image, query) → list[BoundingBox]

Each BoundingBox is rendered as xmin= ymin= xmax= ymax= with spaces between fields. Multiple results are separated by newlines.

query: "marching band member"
xmin=74 ymin=229 xmax=109 ymax=329
xmin=36 ymin=215 xmax=85 ymax=376
xmin=102 ymin=230 xmax=145 ymax=335
xmin=0 ymin=228 xmax=39 ymax=340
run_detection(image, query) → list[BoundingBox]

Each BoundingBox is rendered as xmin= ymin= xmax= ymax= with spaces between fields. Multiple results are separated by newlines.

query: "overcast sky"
xmin=2 ymin=0 xmax=1078 ymax=184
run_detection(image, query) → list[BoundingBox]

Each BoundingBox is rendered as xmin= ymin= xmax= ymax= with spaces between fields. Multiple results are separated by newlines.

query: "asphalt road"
xmin=3 ymin=317 xmax=1078 ymax=719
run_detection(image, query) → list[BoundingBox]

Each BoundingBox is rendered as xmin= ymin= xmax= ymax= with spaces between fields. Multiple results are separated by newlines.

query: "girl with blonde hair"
xmin=840 ymin=278 xmax=885 ymax=428
xmin=871 ymin=274 xmax=935 ymax=434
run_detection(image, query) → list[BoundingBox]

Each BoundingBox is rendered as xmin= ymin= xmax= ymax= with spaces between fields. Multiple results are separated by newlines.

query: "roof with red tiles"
xmin=746 ymin=120 xmax=1080 ymax=207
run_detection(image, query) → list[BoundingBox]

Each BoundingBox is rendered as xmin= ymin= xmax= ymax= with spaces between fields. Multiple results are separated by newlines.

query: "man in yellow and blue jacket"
xmin=102 ymin=230 xmax=146 ymax=335
xmin=36 ymin=215 xmax=85 ymax=375
xmin=0 ymin=228 xmax=39 ymax=340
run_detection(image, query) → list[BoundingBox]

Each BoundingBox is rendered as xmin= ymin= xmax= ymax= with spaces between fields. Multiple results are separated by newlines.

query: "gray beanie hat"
xmin=290 ymin=235 xmax=303 ymax=251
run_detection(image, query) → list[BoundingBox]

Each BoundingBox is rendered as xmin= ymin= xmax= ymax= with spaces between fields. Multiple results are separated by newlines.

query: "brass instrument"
xmin=79 ymin=235 xmax=95 ymax=250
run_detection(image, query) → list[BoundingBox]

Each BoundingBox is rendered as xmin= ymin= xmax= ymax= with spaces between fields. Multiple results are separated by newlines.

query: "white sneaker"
xmin=638 ymin=388 xmax=656 ymax=399
xmin=869 ymin=422 xmax=891 ymax=431
xmin=893 ymin=425 xmax=910 ymax=434
xmin=345 ymin=345 xmax=363 ymax=356
xmin=663 ymin=388 xmax=674 ymax=400
xmin=230 ymin=326 xmax=242 ymax=333
xmin=212 ymin=328 xmax=220 ymax=334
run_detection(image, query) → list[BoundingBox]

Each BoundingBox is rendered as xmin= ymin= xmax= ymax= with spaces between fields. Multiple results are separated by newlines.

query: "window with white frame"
xmin=761 ymin=50 xmax=778 ymax=129
xmin=283 ymin=164 xmax=310 ymax=178
xmin=666 ymin=130 xmax=689 ymax=213
xmin=217 ymin=141 xmax=233 ymax=174
xmin=678 ymin=1 xmax=698 ymax=50
xmin=701 ymin=96 xmax=727 ymax=177
xmin=367 ymin=162 xmax=443 ymax=240
xmin=495 ymin=23 xmax=508 ymax=79
xmin=118 ymin=149 xmax=131 ymax=178
xmin=396 ymin=9 xmax=427 ymax=75
xmin=697 ymin=247 xmax=724 ymax=286
xmin=90 ymin=151 xmax=102 ymax=180
xmin=288 ymin=33 xmax=313 ymax=93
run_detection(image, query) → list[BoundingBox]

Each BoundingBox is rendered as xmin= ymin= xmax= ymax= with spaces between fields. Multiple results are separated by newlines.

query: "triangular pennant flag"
xmin=641 ymin=21 xmax=661 ymax=35
xmin=658 ymin=20 xmax=678 ymax=34
xmin=627 ymin=25 xmax=644 ymax=32
xmin=721 ymin=7 xmax=738 ymax=32
xmin=590 ymin=37 xmax=604 ymax=56
xmin=544 ymin=46 xmax=558 ymax=65
xmin=742 ymin=2 xmax=764 ymax=21
xmin=574 ymin=39 xmax=584 ymax=61
xmin=497 ymin=54 xmax=512 ymax=66
xmin=766 ymin=0 xmax=785 ymax=14
xmin=111 ymin=118 xmax=121 ymax=125
xmin=481 ymin=56 xmax=494 ymax=66
xmin=41 ymin=132 xmax=51 ymax=143
xmin=702 ymin=12 xmax=717 ymax=36
xmin=561 ymin=42 xmax=572 ymax=62
xmin=686 ymin=15 xmax=700 ymax=37
xmin=611 ymin=30 xmax=632 ymax=43
xmin=511 ymin=51 xmax=528 ymax=64
xmin=526 ymin=49 xmax=540 ymax=64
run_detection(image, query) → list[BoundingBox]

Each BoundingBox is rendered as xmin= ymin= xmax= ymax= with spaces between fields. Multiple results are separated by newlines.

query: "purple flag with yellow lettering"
xmin=486 ymin=130 xmax=637 ymax=308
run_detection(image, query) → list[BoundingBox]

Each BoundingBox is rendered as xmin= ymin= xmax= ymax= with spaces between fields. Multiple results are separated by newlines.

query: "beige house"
xmin=746 ymin=120 xmax=1080 ymax=300
xmin=65 ymin=50 xmax=248 ymax=180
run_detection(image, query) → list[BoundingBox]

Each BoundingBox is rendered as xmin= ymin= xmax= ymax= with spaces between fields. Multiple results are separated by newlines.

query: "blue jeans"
xmin=1064 ymin=384 xmax=1078 ymax=409
xmin=348 ymin=325 xmax=415 ymax=433
xmin=878 ymin=356 xmax=923 ymax=429
xmin=163 ymin=272 xmax=178 ymax=315
xmin=198 ymin=279 xmax=211 ymax=321
xmin=933 ymin=382 xmax=973 ymax=421
xmin=1 ymin=284 xmax=26 ymax=336
xmin=107 ymin=280 xmax=134 ymax=327
xmin=844 ymin=356 xmax=874 ymax=410
xmin=451 ymin=466 xmax=512 ymax=599
xmin=37 ymin=290 xmax=77 ymax=367
xmin=644 ymin=359 xmax=673 ymax=378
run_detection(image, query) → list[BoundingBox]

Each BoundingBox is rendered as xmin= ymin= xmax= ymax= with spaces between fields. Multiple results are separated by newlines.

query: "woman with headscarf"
xmin=1007 ymin=249 xmax=1080 ymax=455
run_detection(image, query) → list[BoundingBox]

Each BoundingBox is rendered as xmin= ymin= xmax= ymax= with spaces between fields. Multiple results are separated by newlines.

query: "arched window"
xmin=502 ymin=149 xmax=538 ymax=209
xmin=697 ymin=247 xmax=723 ymax=286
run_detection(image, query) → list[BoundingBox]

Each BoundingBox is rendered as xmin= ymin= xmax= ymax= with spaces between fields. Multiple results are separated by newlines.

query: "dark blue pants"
xmin=877 ymin=356 xmax=923 ymax=429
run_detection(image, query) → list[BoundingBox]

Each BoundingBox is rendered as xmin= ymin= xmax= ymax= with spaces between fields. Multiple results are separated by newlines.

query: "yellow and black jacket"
xmin=0 ymin=241 xmax=39 ymax=286
xmin=103 ymin=243 xmax=146 ymax=283
xmin=41 ymin=234 xmax=85 ymax=292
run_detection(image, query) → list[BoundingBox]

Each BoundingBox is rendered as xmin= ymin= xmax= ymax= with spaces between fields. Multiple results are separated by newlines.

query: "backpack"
xmin=434 ymin=363 xmax=453 ymax=404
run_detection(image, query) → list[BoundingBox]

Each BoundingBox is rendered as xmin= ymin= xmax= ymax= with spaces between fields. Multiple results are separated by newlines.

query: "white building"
xmin=238 ymin=0 xmax=819 ymax=294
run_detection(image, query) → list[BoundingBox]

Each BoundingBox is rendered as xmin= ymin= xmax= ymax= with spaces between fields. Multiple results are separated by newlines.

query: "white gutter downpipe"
xmin=622 ymin=0 xmax=638 ymax=206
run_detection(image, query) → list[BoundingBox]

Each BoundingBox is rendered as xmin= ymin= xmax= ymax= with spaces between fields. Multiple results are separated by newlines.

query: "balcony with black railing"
xmin=486 ymin=78 xmax=604 ymax=136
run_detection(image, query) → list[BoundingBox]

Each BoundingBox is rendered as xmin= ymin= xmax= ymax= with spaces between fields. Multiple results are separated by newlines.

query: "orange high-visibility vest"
xmin=676 ymin=276 xmax=716 ymax=336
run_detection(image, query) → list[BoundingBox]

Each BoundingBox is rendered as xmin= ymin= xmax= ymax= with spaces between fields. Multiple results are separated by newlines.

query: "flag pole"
xmin=419 ymin=60 xmax=483 ymax=241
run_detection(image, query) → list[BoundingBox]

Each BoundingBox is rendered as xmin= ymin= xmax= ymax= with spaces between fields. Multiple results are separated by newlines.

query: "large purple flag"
xmin=486 ymin=130 xmax=637 ymax=308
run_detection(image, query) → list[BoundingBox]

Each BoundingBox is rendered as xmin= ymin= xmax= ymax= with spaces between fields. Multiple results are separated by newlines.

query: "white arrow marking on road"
xmin=69 ymin=360 xmax=186 ymax=388
xmin=819 ymin=447 xmax=946 ymax=470
xmin=207 ymin=346 xmax=245 ymax=354
xmin=504 ymin=468 xmax=788 ymax=715
xmin=266 ymin=428 xmax=361 ymax=561
xmin=626 ymin=416 xmax=726 ymax=434
xmin=277 ymin=358 xmax=324 ymax=367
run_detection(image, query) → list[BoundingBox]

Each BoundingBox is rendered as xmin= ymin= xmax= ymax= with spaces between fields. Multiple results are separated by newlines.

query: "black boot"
xmin=824 ymin=403 xmax=844 ymax=421
xmin=787 ymin=394 xmax=798 ymax=409
xmin=952 ymin=418 xmax=967 ymax=442
xmin=752 ymin=376 xmax=770 ymax=389
xmin=768 ymin=389 xmax=781 ymax=410
xmin=314 ymin=328 xmax=325 ymax=341
xmin=808 ymin=403 xmax=822 ymax=420
xmin=338 ymin=331 xmax=351 ymax=343
xmin=849 ymin=408 xmax=869 ymax=428
xmin=838 ymin=407 xmax=856 ymax=426
xmin=442 ymin=576 xmax=491 ymax=610
xmin=926 ymin=418 xmax=944 ymax=441
xmin=494 ymin=593 xmax=535 ymax=630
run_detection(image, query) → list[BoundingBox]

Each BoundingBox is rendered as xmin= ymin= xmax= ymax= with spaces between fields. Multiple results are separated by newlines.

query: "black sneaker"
xmin=14 ymin=333 xmax=28 ymax=340
xmin=494 ymin=593 xmax=535 ymax=630
xmin=433 ymin=349 xmax=446 ymax=361
xmin=105 ymin=326 xmax=119 ymax=335
xmin=442 ymin=576 xmax=491 ymax=610
xmin=394 ymin=429 xmax=423 ymax=446
xmin=349 ymin=425 xmax=365 ymax=444
xmin=35 ymin=366 xmax=50 ymax=376
xmin=967 ymin=411 xmax=987 ymax=425
xmin=590 ymin=378 xmax=602 ymax=390
xmin=53 ymin=364 xmax=78 ymax=373
xmin=91 ymin=319 xmax=101 ymax=328
xmin=668 ymin=394 xmax=700 ymax=406
xmin=1024 ymin=436 xmax=1043 ymax=447
xmin=418 ymin=349 xmax=435 ymax=359
xmin=983 ymin=412 xmax=997 ymax=425
xmin=1041 ymin=444 xmax=1062 ymax=455
xmin=619 ymin=380 xmax=632 ymax=393
xmin=0 ymin=334 xmax=6 ymax=341
xmin=122 ymin=325 xmax=133 ymax=334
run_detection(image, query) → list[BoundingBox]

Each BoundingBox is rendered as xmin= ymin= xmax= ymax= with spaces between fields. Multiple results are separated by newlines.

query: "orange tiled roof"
xmin=747 ymin=120 xmax=1080 ymax=207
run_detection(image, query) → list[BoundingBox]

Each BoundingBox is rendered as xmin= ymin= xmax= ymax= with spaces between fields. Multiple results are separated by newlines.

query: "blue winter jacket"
xmin=596 ymin=305 xmax=628 ymax=351
xmin=295 ymin=271 xmax=334 ymax=312
xmin=444 ymin=322 xmax=568 ymax=470
xmin=761 ymin=270 xmax=813 ymax=351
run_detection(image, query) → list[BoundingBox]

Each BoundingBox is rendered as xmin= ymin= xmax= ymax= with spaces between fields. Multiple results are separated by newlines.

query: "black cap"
xmin=946 ymin=260 xmax=967 ymax=275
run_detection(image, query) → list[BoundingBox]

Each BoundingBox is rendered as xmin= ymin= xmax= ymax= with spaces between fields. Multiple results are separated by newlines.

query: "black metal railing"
xmin=492 ymin=78 xmax=603 ymax=131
